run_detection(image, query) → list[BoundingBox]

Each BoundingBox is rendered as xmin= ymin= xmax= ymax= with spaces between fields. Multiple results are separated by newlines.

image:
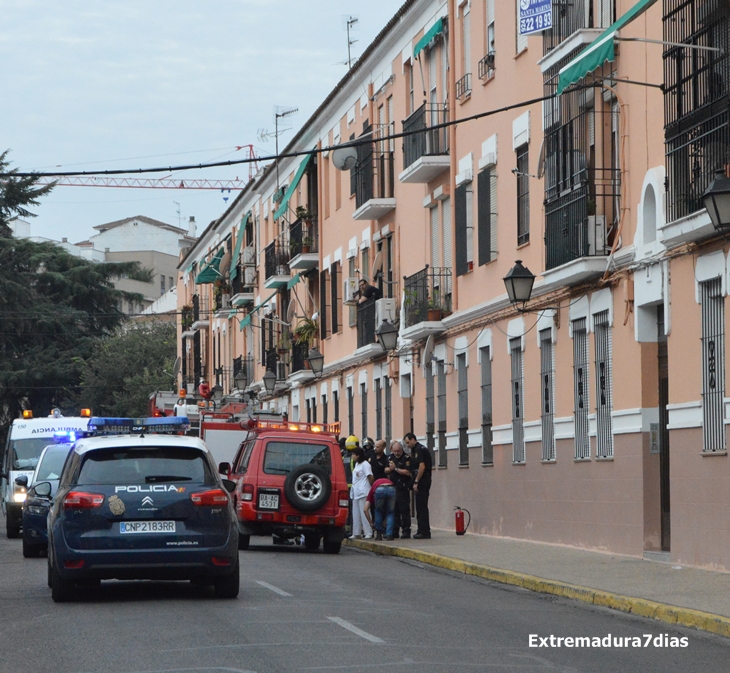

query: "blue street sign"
xmin=518 ymin=0 xmax=553 ymax=36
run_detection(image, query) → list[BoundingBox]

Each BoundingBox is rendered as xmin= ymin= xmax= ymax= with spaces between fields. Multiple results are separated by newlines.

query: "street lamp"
xmin=376 ymin=320 xmax=399 ymax=352
xmin=702 ymin=168 xmax=730 ymax=231
xmin=503 ymin=260 xmax=536 ymax=306
xmin=234 ymin=369 xmax=248 ymax=390
xmin=306 ymin=347 xmax=325 ymax=376
xmin=262 ymin=370 xmax=277 ymax=395
xmin=211 ymin=384 xmax=224 ymax=402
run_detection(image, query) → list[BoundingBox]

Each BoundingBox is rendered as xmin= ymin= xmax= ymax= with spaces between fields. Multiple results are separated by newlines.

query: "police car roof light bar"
xmin=88 ymin=417 xmax=191 ymax=435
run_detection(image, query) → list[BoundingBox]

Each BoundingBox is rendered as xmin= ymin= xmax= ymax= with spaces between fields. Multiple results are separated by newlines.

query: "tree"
xmin=0 ymin=150 xmax=54 ymax=238
xmin=75 ymin=320 xmax=177 ymax=417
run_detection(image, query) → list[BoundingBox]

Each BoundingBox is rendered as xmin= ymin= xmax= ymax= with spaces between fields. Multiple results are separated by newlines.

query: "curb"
xmin=345 ymin=539 xmax=730 ymax=639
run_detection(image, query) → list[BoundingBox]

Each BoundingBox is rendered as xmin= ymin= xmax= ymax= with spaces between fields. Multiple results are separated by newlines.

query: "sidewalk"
xmin=345 ymin=529 xmax=730 ymax=638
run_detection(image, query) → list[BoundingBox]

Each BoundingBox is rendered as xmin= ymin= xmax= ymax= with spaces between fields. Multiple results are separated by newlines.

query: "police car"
xmin=45 ymin=417 xmax=239 ymax=602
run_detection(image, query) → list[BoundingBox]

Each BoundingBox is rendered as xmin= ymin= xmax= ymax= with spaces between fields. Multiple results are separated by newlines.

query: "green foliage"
xmin=75 ymin=320 xmax=177 ymax=417
xmin=0 ymin=150 xmax=55 ymax=239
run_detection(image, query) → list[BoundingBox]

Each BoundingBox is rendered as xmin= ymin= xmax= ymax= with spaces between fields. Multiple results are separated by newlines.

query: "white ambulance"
xmin=0 ymin=409 xmax=91 ymax=538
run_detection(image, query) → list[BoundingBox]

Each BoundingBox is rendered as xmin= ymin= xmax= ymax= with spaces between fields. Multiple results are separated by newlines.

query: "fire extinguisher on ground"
xmin=454 ymin=506 xmax=471 ymax=536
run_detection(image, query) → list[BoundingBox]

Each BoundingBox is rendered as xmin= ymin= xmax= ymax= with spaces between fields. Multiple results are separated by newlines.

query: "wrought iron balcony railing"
xmin=543 ymin=0 xmax=614 ymax=56
xmin=403 ymin=266 xmax=452 ymax=328
xmin=289 ymin=218 xmax=318 ymax=257
xmin=455 ymin=73 xmax=472 ymax=101
xmin=290 ymin=340 xmax=309 ymax=374
xmin=264 ymin=235 xmax=290 ymax=280
xmin=353 ymin=141 xmax=395 ymax=208
xmin=357 ymin=297 xmax=378 ymax=349
xmin=402 ymin=103 xmax=449 ymax=170
xmin=478 ymin=52 xmax=495 ymax=81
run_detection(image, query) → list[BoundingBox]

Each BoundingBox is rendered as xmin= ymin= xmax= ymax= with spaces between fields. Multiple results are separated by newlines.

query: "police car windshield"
xmin=35 ymin=445 xmax=72 ymax=482
xmin=76 ymin=447 xmax=213 ymax=486
xmin=10 ymin=438 xmax=53 ymax=470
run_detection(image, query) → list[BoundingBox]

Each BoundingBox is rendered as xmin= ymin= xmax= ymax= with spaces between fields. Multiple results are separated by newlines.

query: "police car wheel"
xmin=51 ymin=561 xmax=75 ymax=602
xmin=283 ymin=464 xmax=331 ymax=512
xmin=238 ymin=534 xmax=250 ymax=551
xmin=213 ymin=555 xmax=240 ymax=598
xmin=6 ymin=514 xmax=20 ymax=539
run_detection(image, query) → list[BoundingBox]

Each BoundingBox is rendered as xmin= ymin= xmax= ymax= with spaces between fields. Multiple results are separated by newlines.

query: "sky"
xmin=1 ymin=0 xmax=401 ymax=243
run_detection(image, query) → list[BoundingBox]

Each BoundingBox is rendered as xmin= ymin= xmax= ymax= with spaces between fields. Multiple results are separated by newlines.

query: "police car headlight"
xmin=27 ymin=504 xmax=47 ymax=515
xmin=13 ymin=492 xmax=27 ymax=503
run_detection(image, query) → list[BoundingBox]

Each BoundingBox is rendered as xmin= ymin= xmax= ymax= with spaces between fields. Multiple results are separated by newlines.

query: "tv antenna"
xmin=343 ymin=15 xmax=359 ymax=69
xmin=258 ymin=106 xmax=298 ymax=192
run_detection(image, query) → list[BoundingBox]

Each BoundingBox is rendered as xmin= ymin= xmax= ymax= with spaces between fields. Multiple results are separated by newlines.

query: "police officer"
xmin=385 ymin=440 xmax=412 ymax=539
xmin=404 ymin=432 xmax=432 ymax=539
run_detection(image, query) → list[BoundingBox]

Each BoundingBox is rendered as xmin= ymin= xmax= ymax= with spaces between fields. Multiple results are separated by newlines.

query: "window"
xmin=169 ymin=276 xmax=174 ymax=290
xmin=510 ymin=337 xmax=525 ymax=463
xmin=455 ymin=183 xmax=473 ymax=276
xmin=360 ymin=382 xmax=368 ymax=439
xmin=516 ymin=144 xmax=530 ymax=245
xmin=408 ymin=62 xmax=414 ymax=114
xmin=573 ymin=318 xmax=590 ymax=459
xmin=349 ymin=257 xmax=357 ymax=327
xmin=437 ymin=360 xmax=447 ymax=468
xmin=349 ymin=133 xmax=357 ymax=196
xmin=374 ymin=378 xmax=382 ymax=441
xmin=700 ymin=277 xmax=726 ymax=452
xmin=320 ymin=269 xmax=329 ymax=339
xmin=331 ymin=262 xmax=340 ymax=334
xmin=361 ymin=248 xmax=369 ymax=286
xmin=480 ymin=346 xmax=493 ymax=465
xmin=478 ymin=167 xmax=497 ymax=265
xmin=443 ymin=197 xmax=452 ymax=270
xmin=458 ymin=353 xmax=469 ymax=466
xmin=306 ymin=398 xmax=312 ymax=423
xmin=540 ymin=328 xmax=556 ymax=461
xmin=594 ymin=310 xmax=614 ymax=458
xmin=430 ymin=205 xmax=440 ymax=269
xmin=484 ymin=0 xmax=495 ymax=80
xmin=384 ymin=376 xmax=392 ymax=445
xmin=333 ymin=389 xmax=340 ymax=423
xmin=347 ymin=386 xmax=354 ymax=436
xmin=426 ymin=361 xmax=435 ymax=453
xmin=322 ymin=394 xmax=328 ymax=424
xmin=462 ymin=3 xmax=471 ymax=76
xmin=264 ymin=442 xmax=331 ymax=476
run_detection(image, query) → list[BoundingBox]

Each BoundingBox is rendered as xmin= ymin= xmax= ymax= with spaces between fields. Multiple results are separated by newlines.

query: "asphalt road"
xmin=1 ymin=524 xmax=729 ymax=673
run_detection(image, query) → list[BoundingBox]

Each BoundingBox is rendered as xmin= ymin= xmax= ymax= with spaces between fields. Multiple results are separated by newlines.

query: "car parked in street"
xmin=45 ymin=417 xmax=239 ymax=602
xmin=20 ymin=442 xmax=74 ymax=558
xmin=221 ymin=419 xmax=348 ymax=553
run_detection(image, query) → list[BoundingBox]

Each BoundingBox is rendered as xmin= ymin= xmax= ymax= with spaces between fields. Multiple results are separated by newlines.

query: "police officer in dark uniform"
xmin=404 ymin=432 xmax=432 ymax=538
xmin=385 ymin=440 xmax=412 ymax=539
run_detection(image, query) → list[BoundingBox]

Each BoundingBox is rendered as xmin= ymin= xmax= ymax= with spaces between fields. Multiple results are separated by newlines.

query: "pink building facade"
xmin=178 ymin=0 xmax=730 ymax=570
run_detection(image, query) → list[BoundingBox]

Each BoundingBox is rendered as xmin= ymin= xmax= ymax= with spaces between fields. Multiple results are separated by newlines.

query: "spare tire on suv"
xmin=283 ymin=464 xmax=331 ymax=512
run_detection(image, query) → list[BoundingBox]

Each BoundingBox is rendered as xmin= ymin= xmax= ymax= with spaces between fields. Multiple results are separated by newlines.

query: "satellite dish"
xmin=172 ymin=356 xmax=182 ymax=382
xmin=286 ymin=299 xmax=298 ymax=326
xmin=311 ymin=311 xmax=318 ymax=322
xmin=219 ymin=248 xmax=232 ymax=277
xmin=332 ymin=145 xmax=358 ymax=171
xmin=371 ymin=250 xmax=383 ymax=281
xmin=422 ymin=335 xmax=434 ymax=367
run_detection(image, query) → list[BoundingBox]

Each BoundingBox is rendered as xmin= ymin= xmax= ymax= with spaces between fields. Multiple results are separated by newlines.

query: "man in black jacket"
xmin=404 ymin=432 xmax=432 ymax=539
xmin=385 ymin=440 xmax=412 ymax=539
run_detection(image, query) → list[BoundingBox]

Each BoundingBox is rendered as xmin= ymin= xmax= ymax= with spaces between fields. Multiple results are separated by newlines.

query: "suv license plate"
xmin=258 ymin=493 xmax=279 ymax=510
xmin=120 ymin=521 xmax=176 ymax=534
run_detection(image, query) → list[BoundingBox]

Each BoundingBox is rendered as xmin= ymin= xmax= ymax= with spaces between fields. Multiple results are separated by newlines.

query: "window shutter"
xmin=429 ymin=45 xmax=437 ymax=100
xmin=455 ymin=184 xmax=469 ymax=276
xmin=330 ymin=262 xmax=339 ymax=334
xmin=320 ymin=269 xmax=328 ymax=339
xmin=430 ymin=206 xmax=440 ymax=268
xmin=443 ymin=197 xmax=452 ymax=271
xmin=463 ymin=7 xmax=471 ymax=75
xmin=466 ymin=184 xmax=474 ymax=264
xmin=478 ymin=168 xmax=492 ymax=266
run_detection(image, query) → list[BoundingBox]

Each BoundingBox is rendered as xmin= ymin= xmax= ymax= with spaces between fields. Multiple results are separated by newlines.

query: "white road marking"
xmin=255 ymin=580 xmax=292 ymax=596
xmin=327 ymin=616 xmax=384 ymax=643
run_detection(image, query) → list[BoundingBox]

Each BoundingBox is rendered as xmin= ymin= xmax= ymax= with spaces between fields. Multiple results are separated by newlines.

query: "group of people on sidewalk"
xmin=342 ymin=432 xmax=432 ymax=542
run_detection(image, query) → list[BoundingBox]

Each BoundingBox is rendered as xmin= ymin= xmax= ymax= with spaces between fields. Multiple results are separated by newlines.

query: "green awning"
xmin=185 ymin=262 xmax=195 ymax=274
xmin=557 ymin=0 xmax=657 ymax=94
xmin=273 ymin=153 xmax=314 ymax=221
xmin=195 ymin=248 xmax=225 ymax=284
xmin=287 ymin=273 xmax=301 ymax=289
xmin=229 ymin=212 xmax=251 ymax=281
xmin=239 ymin=290 xmax=278 ymax=330
xmin=414 ymin=17 xmax=444 ymax=59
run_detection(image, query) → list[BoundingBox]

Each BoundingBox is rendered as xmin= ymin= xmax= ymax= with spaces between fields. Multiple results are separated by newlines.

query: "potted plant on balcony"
xmin=427 ymin=299 xmax=443 ymax=322
xmin=277 ymin=331 xmax=291 ymax=355
xmin=213 ymin=279 xmax=232 ymax=310
xmin=295 ymin=205 xmax=314 ymax=225
xmin=293 ymin=316 xmax=318 ymax=348
xmin=181 ymin=304 xmax=193 ymax=331
xmin=301 ymin=235 xmax=313 ymax=254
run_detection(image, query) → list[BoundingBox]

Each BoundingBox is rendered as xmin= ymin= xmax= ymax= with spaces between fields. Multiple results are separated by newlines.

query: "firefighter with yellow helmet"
xmin=342 ymin=435 xmax=359 ymax=534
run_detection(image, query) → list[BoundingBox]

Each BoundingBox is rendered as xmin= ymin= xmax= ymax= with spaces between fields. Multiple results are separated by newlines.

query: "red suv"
xmin=219 ymin=420 xmax=348 ymax=554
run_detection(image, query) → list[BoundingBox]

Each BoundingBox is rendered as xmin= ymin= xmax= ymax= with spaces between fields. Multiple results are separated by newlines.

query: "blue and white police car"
xmin=44 ymin=417 xmax=239 ymax=602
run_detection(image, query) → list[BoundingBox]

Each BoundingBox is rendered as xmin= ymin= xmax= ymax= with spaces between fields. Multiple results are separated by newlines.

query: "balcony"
xmin=213 ymin=288 xmax=232 ymax=319
xmin=478 ymin=52 xmax=495 ymax=81
xmin=232 ymin=355 xmax=255 ymax=390
xmin=288 ymin=218 xmax=319 ymax=271
xmin=264 ymin=236 xmax=290 ymax=289
xmin=231 ymin=267 xmax=255 ymax=306
xmin=455 ymin=73 xmax=472 ymax=101
xmin=191 ymin=293 xmax=210 ymax=331
xmin=401 ymin=266 xmax=452 ymax=342
xmin=352 ymin=134 xmax=395 ymax=220
xmin=399 ymin=103 xmax=450 ymax=184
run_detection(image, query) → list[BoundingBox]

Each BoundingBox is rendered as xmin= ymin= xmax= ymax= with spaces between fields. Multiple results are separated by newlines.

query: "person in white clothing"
xmin=349 ymin=447 xmax=374 ymax=539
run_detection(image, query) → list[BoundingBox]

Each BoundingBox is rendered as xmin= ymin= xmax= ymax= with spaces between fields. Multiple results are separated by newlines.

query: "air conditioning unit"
xmin=244 ymin=266 xmax=256 ymax=286
xmin=375 ymin=298 xmax=397 ymax=330
xmin=343 ymin=277 xmax=359 ymax=305
xmin=221 ymin=294 xmax=231 ymax=309
xmin=587 ymin=215 xmax=606 ymax=256
xmin=242 ymin=244 xmax=256 ymax=267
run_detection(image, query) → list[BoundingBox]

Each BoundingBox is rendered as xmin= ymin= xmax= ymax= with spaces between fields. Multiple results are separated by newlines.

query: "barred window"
xmin=480 ymin=346 xmax=493 ymax=465
xmin=510 ymin=337 xmax=525 ymax=463
xmin=573 ymin=318 xmax=590 ymax=459
xmin=594 ymin=310 xmax=614 ymax=458
xmin=437 ymin=360 xmax=447 ymax=468
xmin=347 ymin=386 xmax=354 ymax=437
xmin=540 ymin=328 xmax=556 ymax=461
xmin=700 ymin=277 xmax=726 ymax=452
xmin=322 ymin=394 xmax=328 ymax=424
xmin=516 ymin=145 xmax=530 ymax=246
xmin=457 ymin=353 xmax=469 ymax=466
xmin=333 ymin=390 xmax=340 ymax=424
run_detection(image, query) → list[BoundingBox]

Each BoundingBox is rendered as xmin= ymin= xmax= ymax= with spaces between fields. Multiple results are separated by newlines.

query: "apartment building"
xmin=178 ymin=0 xmax=730 ymax=569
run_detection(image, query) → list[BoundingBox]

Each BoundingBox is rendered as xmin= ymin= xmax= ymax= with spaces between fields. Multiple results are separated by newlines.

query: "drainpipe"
xmin=448 ymin=0 xmax=458 ymax=311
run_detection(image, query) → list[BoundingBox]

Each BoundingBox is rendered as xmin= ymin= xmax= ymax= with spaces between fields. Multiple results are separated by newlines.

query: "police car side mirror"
xmin=34 ymin=482 xmax=52 ymax=498
xmin=14 ymin=475 xmax=28 ymax=488
xmin=221 ymin=479 xmax=236 ymax=494
xmin=218 ymin=462 xmax=231 ymax=475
